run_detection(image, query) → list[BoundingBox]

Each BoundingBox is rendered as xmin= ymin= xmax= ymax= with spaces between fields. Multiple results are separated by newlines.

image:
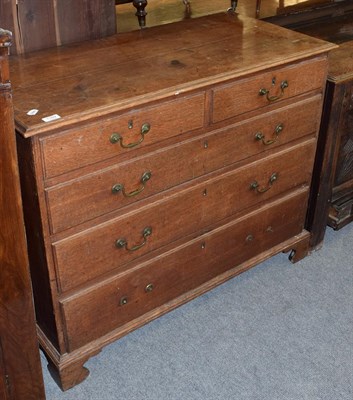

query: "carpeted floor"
xmin=41 ymin=223 xmax=353 ymax=400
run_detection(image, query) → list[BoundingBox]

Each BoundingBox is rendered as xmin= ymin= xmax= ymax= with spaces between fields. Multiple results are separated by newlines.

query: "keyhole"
xmin=246 ymin=234 xmax=254 ymax=242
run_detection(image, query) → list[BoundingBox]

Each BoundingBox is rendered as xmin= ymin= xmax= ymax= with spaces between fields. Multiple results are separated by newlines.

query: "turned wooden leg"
xmin=183 ymin=0 xmax=191 ymax=12
xmin=229 ymin=0 xmax=238 ymax=12
xmin=47 ymin=358 xmax=90 ymax=391
xmin=256 ymin=0 xmax=262 ymax=18
xmin=133 ymin=0 xmax=148 ymax=28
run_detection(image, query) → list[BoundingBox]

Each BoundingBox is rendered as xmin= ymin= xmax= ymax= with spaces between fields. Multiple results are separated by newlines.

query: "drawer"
xmin=60 ymin=189 xmax=309 ymax=351
xmin=40 ymin=93 xmax=205 ymax=178
xmin=53 ymin=139 xmax=316 ymax=292
xmin=212 ymin=57 xmax=327 ymax=123
xmin=46 ymin=95 xmax=321 ymax=233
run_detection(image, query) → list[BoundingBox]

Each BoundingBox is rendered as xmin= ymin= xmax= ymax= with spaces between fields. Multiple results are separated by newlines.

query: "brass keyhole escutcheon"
xmin=145 ymin=283 xmax=154 ymax=293
xmin=119 ymin=296 xmax=128 ymax=306
xmin=246 ymin=234 xmax=254 ymax=242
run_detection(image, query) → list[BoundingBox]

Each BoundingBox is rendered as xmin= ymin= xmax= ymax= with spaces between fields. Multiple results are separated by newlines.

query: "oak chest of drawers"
xmin=10 ymin=13 xmax=334 ymax=390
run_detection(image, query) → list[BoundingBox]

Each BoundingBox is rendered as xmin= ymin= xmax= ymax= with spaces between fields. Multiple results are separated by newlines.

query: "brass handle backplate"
xmin=255 ymin=123 xmax=284 ymax=145
xmin=250 ymin=172 xmax=278 ymax=193
xmin=112 ymin=171 xmax=152 ymax=197
xmin=259 ymin=80 xmax=288 ymax=102
xmin=110 ymin=122 xmax=151 ymax=149
xmin=115 ymin=226 xmax=152 ymax=252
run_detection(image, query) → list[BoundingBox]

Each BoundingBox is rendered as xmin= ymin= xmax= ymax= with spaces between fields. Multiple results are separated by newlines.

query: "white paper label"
xmin=27 ymin=109 xmax=39 ymax=116
xmin=42 ymin=114 xmax=61 ymax=122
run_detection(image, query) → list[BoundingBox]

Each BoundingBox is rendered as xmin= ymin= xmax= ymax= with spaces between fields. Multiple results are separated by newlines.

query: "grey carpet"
xmin=41 ymin=223 xmax=353 ymax=400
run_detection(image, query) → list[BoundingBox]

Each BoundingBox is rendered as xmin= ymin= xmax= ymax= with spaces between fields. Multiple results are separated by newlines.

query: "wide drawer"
xmin=40 ymin=93 xmax=205 ymax=178
xmin=46 ymin=95 xmax=321 ymax=234
xmin=53 ymin=139 xmax=316 ymax=292
xmin=60 ymin=189 xmax=309 ymax=351
xmin=212 ymin=57 xmax=327 ymax=123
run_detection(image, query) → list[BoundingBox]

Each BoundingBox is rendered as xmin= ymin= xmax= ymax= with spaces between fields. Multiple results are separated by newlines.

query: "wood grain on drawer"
xmin=40 ymin=93 xmax=205 ymax=178
xmin=46 ymin=95 xmax=321 ymax=234
xmin=212 ymin=57 xmax=327 ymax=123
xmin=53 ymin=139 xmax=316 ymax=292
xmin=60 ymin=190 xmax=309 ymax=351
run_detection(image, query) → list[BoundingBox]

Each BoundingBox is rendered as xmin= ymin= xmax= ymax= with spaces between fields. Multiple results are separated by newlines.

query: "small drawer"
xmin=46 ymin=95 xmax=321 ymax=234
xmin=60 ymin=189 xmax=309 ymax=351
xmin=53 ymin=139 xmax=316 ymax=292
xmin=212 ymin=57 xmax=327 ymax=123
xmin=40 ymin=93 xmax=205 ymax=178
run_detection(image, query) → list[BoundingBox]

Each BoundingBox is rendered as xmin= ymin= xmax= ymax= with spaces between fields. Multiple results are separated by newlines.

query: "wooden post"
xmin=0 ymin=28 xmax=46 ymax=400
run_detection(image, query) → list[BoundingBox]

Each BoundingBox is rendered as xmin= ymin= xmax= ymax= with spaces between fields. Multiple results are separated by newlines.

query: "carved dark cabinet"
xmin=294 ymin=14 xmax=353 ymax=230
xmin=324 ymin=44 xmax=353 ymax=229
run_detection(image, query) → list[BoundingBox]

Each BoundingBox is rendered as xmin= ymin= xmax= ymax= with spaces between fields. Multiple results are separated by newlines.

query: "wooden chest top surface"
xmin=9 ymin=12 xmax=334 ymax=137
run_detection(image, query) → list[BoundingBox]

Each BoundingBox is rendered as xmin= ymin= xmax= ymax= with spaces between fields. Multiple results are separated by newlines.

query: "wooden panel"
xmin=16 ymin=135 xmax=61 ymax=350
xmin=0 ymin=28 xmax=45 ymax=400
xmin=61 ymin=189 xmax=309 ymax=351
xmin=0 ymin=0 xmax=19 ymax=53
xmin=0 ymin=0 xmax=116 ymax=54
xmin=16 ymin=0 xmax=57 ymax=53
xmin=55 ymin=0 xmax=116 ymax=45
xmin=333 ymin=81 xmax=353 ymax=187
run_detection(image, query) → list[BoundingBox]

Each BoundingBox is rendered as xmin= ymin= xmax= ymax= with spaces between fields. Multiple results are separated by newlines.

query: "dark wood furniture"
xmin=10 ymin=13 xmax=334 ymax=391
xmin=264 ymin=0 xmax=353 ymax=27
xmin=293 ymin=14 xmax=353 ymax=230
xmin=0 ymin=28 xmax=46 ymax=400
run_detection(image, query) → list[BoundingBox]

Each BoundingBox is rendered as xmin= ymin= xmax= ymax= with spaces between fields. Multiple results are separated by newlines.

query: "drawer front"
xmin=47 ymin=96 xmax=321 ymax=233
xmin=53 ymin=139 xmax=316 ymax=292
xmin=60 ymin=190 xmax=309 ymax=351
xmin=212 ymin=57 xmax=327 ymax=123
xmin=40 ymin=93 xmax=205 ymax=178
